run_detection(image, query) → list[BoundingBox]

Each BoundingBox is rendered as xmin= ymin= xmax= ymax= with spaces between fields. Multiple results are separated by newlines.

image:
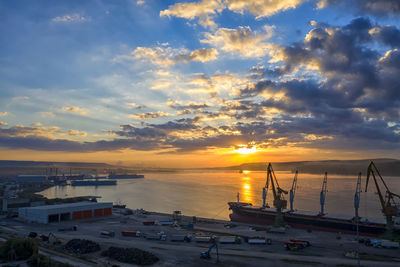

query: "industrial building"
xmin=16 ymin=175 xmax=48 ymax=183
xmin=18 ymin=201 xmax=112 ymax=223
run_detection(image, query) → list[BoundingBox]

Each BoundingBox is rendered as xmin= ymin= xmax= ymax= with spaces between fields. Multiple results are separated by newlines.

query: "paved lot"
xmin=1 ymin=210 xmax=400 ymax=266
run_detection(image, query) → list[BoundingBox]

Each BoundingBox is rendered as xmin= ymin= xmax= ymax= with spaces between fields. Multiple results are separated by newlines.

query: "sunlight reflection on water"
xmin=40 ymin=170 xmax=399 ymax=222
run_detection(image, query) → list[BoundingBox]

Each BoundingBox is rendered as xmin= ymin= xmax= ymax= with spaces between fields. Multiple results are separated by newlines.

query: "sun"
xmin=234 ymin=145 xmax=258 ymax=154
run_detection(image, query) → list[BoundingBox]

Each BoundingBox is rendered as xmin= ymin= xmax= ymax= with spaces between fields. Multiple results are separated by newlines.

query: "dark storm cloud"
xmin=241 ymin=18 xmax=400 ymax=117
xmin=320 ymin=0 xmax=400 ymax=16
xmin=370 ymin=26 xmax=400 ymax=48
xmin=231 ymin=17 xmax=400 ymax=151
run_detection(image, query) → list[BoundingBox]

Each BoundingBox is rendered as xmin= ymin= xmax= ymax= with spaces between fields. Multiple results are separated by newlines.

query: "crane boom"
xmin=320 ymin=172 xmax=328 ymax=215
xmin=289 ymin=170 xmax=298 ymax=212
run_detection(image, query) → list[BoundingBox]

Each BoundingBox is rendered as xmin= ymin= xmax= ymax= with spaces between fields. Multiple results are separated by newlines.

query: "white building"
xmin=18 ymin=201 xmax=113 ymax=223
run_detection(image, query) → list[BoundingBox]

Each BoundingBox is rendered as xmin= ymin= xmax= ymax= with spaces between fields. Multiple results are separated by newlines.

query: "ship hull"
xmin=108 ymin=174 xmax=144 ymax=179
xmin=71 ymin=180 xmax=117 ymax=186
xmin=228 ymin=202 xmax=388 ymax=237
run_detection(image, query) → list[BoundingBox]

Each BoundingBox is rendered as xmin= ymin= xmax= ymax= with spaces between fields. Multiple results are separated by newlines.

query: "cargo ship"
xmin=71 ymin=180 xmax=117 ymax=186
xmin=108 ymin=174 xmax=144 ymax=179
xmin=228 ymin=202 xmax=388 ymax=236
xmin=228 ymin=162 xmax=400 ymax=237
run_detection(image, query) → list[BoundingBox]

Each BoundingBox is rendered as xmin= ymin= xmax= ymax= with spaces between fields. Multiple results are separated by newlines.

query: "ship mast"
xmin=319 ymin=172 xmax=328 ymax=215
xmin=354 ymin=172 xmax=362 ymax=267
xmin=289 ymin=170 xmax=298 ymax=212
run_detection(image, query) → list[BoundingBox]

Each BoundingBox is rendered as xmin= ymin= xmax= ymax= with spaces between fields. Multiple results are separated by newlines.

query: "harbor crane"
xmin=354 ymin=172 xmax=362 ymax=267
xmin=365 ymin=161 xmax=400 ymax=239
xmin=319 ymin=172 xmax=328 ymax=215
xmin=289 ymin=170 xmax=298 ymax=212
xmin=265 ymin=163 xmax=288 ymax=226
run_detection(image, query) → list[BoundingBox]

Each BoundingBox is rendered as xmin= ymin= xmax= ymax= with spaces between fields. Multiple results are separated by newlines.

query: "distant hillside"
xmin=0 ymin=160 xmax=112 ymax=168
xmin=220 ymin=158 xmax=400 ymax=176
xmin=0 ymin=160 xmax=113 ymax=178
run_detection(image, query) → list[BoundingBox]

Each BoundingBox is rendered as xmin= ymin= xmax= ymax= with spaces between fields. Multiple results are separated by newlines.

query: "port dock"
xmin=2 ymin=208 xmax=400 ymax=266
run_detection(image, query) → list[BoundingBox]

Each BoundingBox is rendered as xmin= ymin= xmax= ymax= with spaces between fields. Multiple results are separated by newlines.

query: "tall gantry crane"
xmin=265 ymin=163 xmax=288 ymax=226
xmin=319 ymin=172 xmax=328 ymax=215
xmin=354 ymin=172 xmax=362 ymax=267
xmin=289 ymin=170 xmax=298 ymax=212
xmin=365 ymin=161 xmax=400 ymax=239
xmin=354 ymin=172 xmax=362 ymax=220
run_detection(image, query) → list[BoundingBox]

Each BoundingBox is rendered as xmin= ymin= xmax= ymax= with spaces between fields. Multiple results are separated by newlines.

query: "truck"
xmin=100 ymin=231 xmax=115 ymax=237
xmin=218 ymin=236 xmax=241 ymax=244
xmin=121 ymin=230 xmax=141 ymax=237
xmin=194 ymin=236 xmax=212 ymax=243
xmin=159 ymin=221 xmax=174 ymax=226
xmin=284 ymin=239 xmax=311 ymax=251
xmin=144 ymin=232 xmax=167 ymax=241
xmin=170 ymin=235 xmax=191 ymax=242
xmin=246 ymin=237 xmax=266 ymax=244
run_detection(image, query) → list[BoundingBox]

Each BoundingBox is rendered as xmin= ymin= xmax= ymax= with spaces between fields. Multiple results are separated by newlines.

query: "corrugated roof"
xmin=21 ymin=201 xmax=112 ymax=210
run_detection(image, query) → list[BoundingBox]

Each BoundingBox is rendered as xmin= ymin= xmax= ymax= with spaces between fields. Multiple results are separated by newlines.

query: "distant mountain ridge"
xmin=0 ymin=158 xmax=399 ymax=176
xmin=0 ymin=160 xmax=112 ymax=168
xmin=220 ymin=158 xmax=400 ymax=176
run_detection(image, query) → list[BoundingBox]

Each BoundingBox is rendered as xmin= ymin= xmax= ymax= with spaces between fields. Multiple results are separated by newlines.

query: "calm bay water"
xmin=40 ymin=171 xmax=400 ymax=222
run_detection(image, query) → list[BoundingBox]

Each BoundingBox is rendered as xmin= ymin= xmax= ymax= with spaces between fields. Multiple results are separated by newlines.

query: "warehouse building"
xmin=18 ymin=201 xmax=112 ymax=223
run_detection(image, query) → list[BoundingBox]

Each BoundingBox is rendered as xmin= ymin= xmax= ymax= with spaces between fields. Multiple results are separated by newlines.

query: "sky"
xmin=0 ymin=0 xmax=400 ymax=168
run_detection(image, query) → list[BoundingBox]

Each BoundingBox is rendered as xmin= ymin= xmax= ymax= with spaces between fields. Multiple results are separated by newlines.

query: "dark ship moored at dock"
xmin=228 ymin=202 xmax=388 ymax=236
xmin=228 ymin=162 xmax=400 ymax=237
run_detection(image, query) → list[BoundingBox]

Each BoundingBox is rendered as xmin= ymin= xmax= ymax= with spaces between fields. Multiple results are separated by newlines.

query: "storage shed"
xmin=18 ymin=201 xmax=112 ymax=223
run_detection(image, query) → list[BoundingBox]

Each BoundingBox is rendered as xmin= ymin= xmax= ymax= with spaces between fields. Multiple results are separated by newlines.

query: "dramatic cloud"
xmin=201 ymin=26 xmax=274 ymax=58
xmin=130 ymin=111 xmax=169 ymax=119
xmin=225 ymin=0 xmax=305 ymax=18
xmin=168 ymin=100 xmax=210 ymax=111
xmin=235 ymin=17 xmax=400 ymax=147
xmin=2 ymin=1 xmax=400 ymax=161
xmin=130 ymin=46 xmax=218 ymax=67
xmin=160 ymin=0 xmax=305 ymax=28
xmin=0 ymin=125 xmax=60 ymax=139
xmin=160 ymin=0 xmax=225 ymax=29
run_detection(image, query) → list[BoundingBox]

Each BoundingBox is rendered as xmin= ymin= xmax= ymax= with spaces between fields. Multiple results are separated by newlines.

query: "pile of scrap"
xmin=101 ymin=246 xmax=159 ymax=265
xmin=64 ymin=239 xmax=100 ymax=254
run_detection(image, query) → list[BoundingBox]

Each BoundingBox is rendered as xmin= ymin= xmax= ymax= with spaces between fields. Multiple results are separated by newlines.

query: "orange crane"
xmin=265 ymin=163 xmax=288 ymax=226
xmin=365 ymin=161 xmax=400 ymax=239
